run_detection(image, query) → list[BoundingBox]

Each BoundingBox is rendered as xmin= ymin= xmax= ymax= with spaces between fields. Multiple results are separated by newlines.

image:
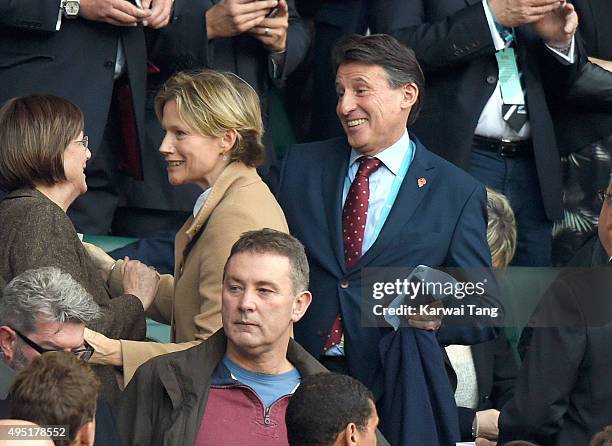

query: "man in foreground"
xmin=276 ymin=34 xmax=500 ymax=443
xmin=119 ymin=229 xmax=389 ymax=445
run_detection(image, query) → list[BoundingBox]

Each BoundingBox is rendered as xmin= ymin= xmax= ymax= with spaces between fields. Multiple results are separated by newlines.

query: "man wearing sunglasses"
xmin=0 ymin=267 xmax=121 ymax=446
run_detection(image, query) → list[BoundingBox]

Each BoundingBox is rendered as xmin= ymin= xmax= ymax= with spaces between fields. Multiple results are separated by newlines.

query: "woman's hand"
xmin=82 ymin=242 xmax=116 ymax=281
xmin=84 ymin=328 xmax=123 ymax=366
xmin=121 ymin=257 xmax=160 ymax=310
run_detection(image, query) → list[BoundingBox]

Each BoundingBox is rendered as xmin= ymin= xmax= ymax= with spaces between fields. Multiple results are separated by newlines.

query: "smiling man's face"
xmin=335 ymin=62 xmax=415 ymax=156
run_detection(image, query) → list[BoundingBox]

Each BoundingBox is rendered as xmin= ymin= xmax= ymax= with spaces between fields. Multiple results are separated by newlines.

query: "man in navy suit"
xmin=277 ymin=34 xmax=501 ymax=403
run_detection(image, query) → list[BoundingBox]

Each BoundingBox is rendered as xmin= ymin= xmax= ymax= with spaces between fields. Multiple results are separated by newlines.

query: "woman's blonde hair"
xmin=486 ymin=187 xmax=517 ymax=270
xmin=155 ymin=69 xmax=264 ymax=167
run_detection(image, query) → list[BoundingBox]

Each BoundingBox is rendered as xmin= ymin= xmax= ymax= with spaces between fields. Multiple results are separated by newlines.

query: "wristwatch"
xmin=61 ymin=0 xmax=80 ymax=18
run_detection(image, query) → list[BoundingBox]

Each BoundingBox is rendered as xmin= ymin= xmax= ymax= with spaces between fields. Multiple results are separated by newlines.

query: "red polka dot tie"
xmin=324 ymin=157 xmax=383 ymax=351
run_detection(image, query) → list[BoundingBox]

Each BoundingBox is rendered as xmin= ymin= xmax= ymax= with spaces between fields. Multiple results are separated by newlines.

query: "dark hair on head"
xmin=223 ymin=228 xmax=309 ymax=294
xmin=10 ymin=351 xmax=100 ymax=446
xmin=0 ymin=95 xmax=84 ymax=191
xmin=332 ymin=33 xmax=425 ymax=125
xmin=589 ymin=426 xmax=612 ymax=446
xmin=286 ymin=373 xmax=375 ymax=446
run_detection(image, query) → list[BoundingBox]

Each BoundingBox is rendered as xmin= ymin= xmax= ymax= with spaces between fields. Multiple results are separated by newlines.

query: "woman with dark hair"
xmin=84 ymin=70 xmax=288 ymax=383
xmin=0 ymin=95 xmax=159 ymax=402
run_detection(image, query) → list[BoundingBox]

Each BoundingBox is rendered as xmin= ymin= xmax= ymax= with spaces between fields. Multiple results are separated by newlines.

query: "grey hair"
xmin=0 ymin=267 xmax=101 ymax=334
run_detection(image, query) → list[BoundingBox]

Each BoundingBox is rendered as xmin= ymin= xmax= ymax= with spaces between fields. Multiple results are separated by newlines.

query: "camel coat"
xmin=108 ymin=162 xmax=288 ymax=382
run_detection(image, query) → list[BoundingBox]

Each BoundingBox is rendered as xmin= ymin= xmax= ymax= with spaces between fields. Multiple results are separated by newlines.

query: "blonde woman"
xmin=85 ymin=70 xmax=288 ymax=382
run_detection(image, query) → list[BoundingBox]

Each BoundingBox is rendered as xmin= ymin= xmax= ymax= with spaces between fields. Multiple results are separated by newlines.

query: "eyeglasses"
xmin=75 ymin=135 xmax=88 ymax=150
xmin=598 ymin=190 xmax=612 ymax=204
xmin=13 ymin=328 xmax=94 ymax=362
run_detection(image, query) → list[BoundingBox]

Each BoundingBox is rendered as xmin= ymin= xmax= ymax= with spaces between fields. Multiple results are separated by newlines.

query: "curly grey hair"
xmin=0 ymin=267 xmax=101 ymax=334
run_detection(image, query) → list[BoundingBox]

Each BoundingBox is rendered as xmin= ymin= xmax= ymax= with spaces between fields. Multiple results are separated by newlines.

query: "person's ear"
xmin=291 ymin=291 xmax=312 ymax=323
xmin=220 ymin=129 xmax=238 ymax=154
xmin=400 ymin=82 xmax=419 ymax=110
xmin=0 ymin=326 xmax=17 ymax=362
xmin=343 ymin=422 xmax=359 ymax=445
xmin=73 ymin=420 xmax=95 ymax=446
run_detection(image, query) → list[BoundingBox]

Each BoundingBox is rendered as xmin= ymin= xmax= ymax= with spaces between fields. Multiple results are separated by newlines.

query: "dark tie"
xmin=501 ymin=46 xmax=528 ymax=133
xmin=324 ymin=157 xmax=383 ymax=351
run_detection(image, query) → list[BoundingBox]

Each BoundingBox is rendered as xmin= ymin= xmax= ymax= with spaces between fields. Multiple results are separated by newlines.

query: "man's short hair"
xmin=10 ymin=351 xmax=99 ymax=445
xmin=224 ymin=229 xmax=309 ymax=294
xmin=332 ymin=33 xmax=425 ymax=125
xmin=0 ymin=267 xmax=101 ymax=334
xmin=286 ymin=373 xmax=375 ymax=446
xmin=486 ymin=187 xmax=517 ymax=269
xmin=0 ymin=95 xmax=83 ymax=191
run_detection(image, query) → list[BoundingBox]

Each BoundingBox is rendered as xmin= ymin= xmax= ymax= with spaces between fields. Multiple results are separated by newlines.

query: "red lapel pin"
xmin=417 ymin=177 xmax=427 ymax=188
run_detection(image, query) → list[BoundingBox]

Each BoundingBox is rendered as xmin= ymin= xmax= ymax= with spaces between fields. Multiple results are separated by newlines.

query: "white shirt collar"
xmin=193 ymin=188 xmax=211 ymax=218
xmin=348 ymin=130 xmax=410 ymax=176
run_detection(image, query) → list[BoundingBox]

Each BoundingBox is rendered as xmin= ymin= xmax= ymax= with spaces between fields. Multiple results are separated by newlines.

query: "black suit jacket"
xmin=373 ymin=0 xmax=587 ymax=220
xmin=0 ymin=1 xmax=146 ymax=158
xmin=499 ymin=267 xmax=612 ymax=445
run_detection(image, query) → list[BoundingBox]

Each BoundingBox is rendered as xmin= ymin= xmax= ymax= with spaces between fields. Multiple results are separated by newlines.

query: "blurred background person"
xmin=83 ymin=70 xmax=288 ymax=383
xmin=0 ymin=0 xmax=173 ymax=234
xmin=446 ymin=188 xmax=518 ymax=443
xmin=0 ymin=267 xmax=121 ymax=446
xmin=551 ymin=0 xmax=612 ymax=264
xmin=286 ymin=373 xmax=384 ymax=446
xmin=0 ymin=96 xmax=159 ymax=402
xmin=10 ymin=352 xmax=100 ymax=446
xmin=114 ymin=0 xmax=309 ymax=240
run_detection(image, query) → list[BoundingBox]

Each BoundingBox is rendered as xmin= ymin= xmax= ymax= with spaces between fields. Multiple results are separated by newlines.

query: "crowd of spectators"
xmin=0 ymin=1 xmax=612 ymax=445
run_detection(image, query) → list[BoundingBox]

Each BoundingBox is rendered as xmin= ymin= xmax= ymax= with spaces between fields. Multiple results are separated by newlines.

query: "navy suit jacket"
xmin=277 ymin=135 xmax=500 ymax=394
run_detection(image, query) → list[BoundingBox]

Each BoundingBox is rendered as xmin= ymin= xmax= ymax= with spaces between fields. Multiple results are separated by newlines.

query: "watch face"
xmin=65 ymin=1 xmax=79 ymax=15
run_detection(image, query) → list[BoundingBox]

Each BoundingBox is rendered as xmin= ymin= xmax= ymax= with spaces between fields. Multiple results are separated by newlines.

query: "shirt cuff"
xmin=268 ymin=50 xmax=287 ymax=80
xmin=482 ymin=0 xmax=507 ymax=51
xmin=56 ymin=0 xmax=63 ymax=31
xmin=545 ymin=37 xmax=576 ymax=65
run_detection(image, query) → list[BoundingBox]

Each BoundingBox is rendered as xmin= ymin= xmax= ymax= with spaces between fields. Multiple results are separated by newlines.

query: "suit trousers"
xmin=468 ymin=146 xmax=552 ymax=266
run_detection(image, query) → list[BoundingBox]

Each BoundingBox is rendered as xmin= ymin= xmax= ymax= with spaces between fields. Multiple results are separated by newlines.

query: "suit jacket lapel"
xmin=322 ymin=141 xmax=351 ymax=274
xmin=359 ymin=140 xmax=437 ymax=267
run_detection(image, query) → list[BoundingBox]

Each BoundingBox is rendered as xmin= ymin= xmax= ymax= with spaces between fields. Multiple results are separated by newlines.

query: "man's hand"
xmin=80 ymin=0 xmax=151 ymax=26
xmin=475 ymin=438 xmax=497 ymax=446
xmin=407 ymin=300 xmax=443 ymax=331
xmin=141 ymin=0 xmax=173 ymax=28
xmin=533 ymin=1 xmax=578 ymax=47
xmin=206 ymin=0 xmax=279 ymax=40
xmin=476 ymin=409 xmax=500 ymax=440
xmin=248 ymin=0 xmax=289 ymax=52
xmin=488 ymin=0 xmax=562 ymax=28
